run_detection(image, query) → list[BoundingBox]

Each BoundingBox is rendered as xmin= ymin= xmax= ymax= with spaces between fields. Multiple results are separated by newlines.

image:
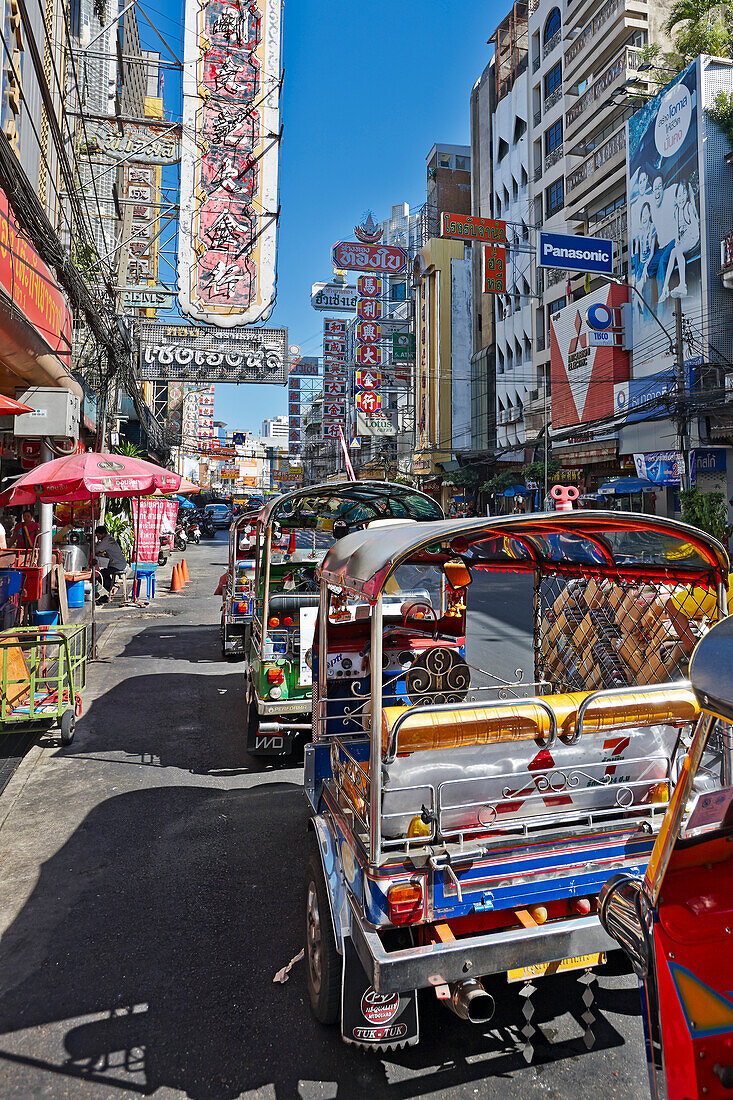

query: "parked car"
xmin=204 ymin=503 xmax=232 ymax=530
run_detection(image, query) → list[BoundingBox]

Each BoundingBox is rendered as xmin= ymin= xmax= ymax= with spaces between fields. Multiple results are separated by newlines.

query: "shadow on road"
xmin=0 ymin=781 xmax=632 ymax=1100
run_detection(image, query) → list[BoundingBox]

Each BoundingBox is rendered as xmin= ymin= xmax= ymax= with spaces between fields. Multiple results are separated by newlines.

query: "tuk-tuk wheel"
xmin=305 ymin=847 xmax=340 ymax=1025
xmin=60 ymin=709 xmax=76 ymax=746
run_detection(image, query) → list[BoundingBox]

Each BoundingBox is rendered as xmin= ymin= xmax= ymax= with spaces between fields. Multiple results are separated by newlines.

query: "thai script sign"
xmin=179 ymin=0 xmax=282 ymax=326
xmin=138 ymin=322 xmax=288 ymax=381
xmin=0 ymin=183 xmax=72 ymax=355
xmin=332 ymin=242 xmax=407 ymax=274
xmin=483 ymin=246 xmax=507 ymax=293
xmin=441 ymin=212 xmax=506 ymax=244
xmin=311 ymin=282 xmax=357 ymax=311
xmin=83 ymin=121 xmax=180 ymax=164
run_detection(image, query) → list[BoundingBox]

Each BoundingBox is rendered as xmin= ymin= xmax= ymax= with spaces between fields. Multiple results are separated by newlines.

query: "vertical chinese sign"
xmin=179 ymin=0 xmax=282 ymax=327
xmin=322 ymin=319 xmax=347 ymax=439
xmin=288 ymin=374 xmax=301 ymax=455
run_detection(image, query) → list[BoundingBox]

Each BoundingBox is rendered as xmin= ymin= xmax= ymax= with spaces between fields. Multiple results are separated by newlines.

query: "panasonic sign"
xmin=538 ymin=231 xmax=614 ymax=275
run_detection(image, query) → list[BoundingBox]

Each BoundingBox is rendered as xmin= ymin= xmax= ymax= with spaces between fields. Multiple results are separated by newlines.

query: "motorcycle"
xmin=201 ymin=514 xmax=216 ymax=538
xmin=174 ymin=523 xmax=188 ymax=552
xmin=158 ymin=531 xmax=172 ymax=566
xmin=184 ymin=516 xmax=201 ymax=544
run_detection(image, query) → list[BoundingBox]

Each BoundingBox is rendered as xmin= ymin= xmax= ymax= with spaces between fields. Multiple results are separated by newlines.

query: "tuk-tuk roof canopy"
xmin=259 ymin=480 xmax=444 ymax=529
xmin=318 ymin=511 xmax=730 ymax=598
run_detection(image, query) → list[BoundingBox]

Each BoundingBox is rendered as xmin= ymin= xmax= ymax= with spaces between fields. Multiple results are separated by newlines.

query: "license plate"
xmin=507 ymin=952 xmax=605 ymax=983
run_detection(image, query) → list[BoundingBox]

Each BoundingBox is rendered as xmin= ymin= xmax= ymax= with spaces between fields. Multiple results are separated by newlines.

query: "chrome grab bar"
xmin=385 ymin=695 xmax=559 ymax=763
xmin=571 ymin=680 xmax=692 ymax=745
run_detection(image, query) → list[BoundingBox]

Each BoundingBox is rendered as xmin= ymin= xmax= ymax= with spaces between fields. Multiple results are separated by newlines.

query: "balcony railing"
xmin=545 ymin=85 xmax=562 ymax=111
xmin=566 ymin=46 xmax=640 ymax=129
xmin=543 ymin=29 xmax=561 ymax=58
xmin=567 ymin=127 xmax=626 ymax=192
xmin=532 ymin=54 xmax=541 ymax=72
xmin=564 ymin=0 xmax=627 ymax=68
xmin=534 ymin=108 xmax=542 ymax=126
xmin=534 ymin=164 xmax=543 ymax=182
xmin=545 ymin=143 xmax=564 ymax=171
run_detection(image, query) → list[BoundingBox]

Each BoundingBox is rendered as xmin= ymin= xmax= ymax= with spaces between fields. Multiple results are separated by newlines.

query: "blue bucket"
xmin=33 ymin=610 xmax=59 ymax=626
xmin=0 ymin=570 xmax=23 ymax=598
xmin=66 ymin=578 xmax=85 ymax=608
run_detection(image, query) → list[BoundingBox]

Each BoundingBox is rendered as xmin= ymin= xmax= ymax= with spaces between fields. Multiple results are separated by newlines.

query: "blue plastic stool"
xmin=134 ymin=568 xmax=157 ymax=599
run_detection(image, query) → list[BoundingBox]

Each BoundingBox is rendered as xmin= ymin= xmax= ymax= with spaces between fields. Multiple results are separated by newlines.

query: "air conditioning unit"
xmin=14 ymin=387 xmax=80 ymax=440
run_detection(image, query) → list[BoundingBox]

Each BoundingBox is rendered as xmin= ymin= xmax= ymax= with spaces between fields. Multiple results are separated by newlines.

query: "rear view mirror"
xmin=598 ymin=873 xmax=651 ymax=977
xmin=444 ymin=559 xmax=472 ymax=590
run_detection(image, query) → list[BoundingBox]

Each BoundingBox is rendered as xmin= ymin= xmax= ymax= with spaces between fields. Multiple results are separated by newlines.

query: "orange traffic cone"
xmin=181 ymin=559 xmax=190 ymax=584
xmin=170 ymin=562 xmax=183 ymax=593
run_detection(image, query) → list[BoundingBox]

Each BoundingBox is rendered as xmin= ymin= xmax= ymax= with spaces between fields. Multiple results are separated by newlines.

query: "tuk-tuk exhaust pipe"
xmin=446 ymin=979 xmax=495 ymax=1024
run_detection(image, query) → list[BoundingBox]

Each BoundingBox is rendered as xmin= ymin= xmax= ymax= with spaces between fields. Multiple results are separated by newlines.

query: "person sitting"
xmin=12 ymin=509 xmax=40 ymax=549
xmin=94 ymin=525 xmax=128 ymax=600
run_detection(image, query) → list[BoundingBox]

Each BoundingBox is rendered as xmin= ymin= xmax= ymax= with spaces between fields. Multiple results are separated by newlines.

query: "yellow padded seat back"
xmin=381 ymin=686 xmax=699 ymax=757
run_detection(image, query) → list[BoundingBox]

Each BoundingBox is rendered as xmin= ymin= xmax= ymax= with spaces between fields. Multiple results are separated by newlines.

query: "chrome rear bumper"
xmin=347 ymin=894 xmax=615 ymax=994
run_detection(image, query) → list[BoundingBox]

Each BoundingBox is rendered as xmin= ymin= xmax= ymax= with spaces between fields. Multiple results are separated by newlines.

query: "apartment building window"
xmin=546 ymin=177 xmax=564 ymax=215
xmin=455 ymin=154 xmax=469 ymax=171
xmin=544 ymin=8 xmax=561 ymax=43
xmin=545 ymin=119 xmax=563 ymax=155
xmin=514 ymin=117 xmax=527 ymax=141
xmin=438 ymin=152 xmax=451 ymax=168
xmin=497 ymin=138 xmax=509 ymax=162
xmin=544 ymin=61 xmax=562 ymax=98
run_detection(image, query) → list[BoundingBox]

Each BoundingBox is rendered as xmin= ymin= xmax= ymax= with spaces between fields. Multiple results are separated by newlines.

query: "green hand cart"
xmin=0 ymin=625 xmax=87 ymax=745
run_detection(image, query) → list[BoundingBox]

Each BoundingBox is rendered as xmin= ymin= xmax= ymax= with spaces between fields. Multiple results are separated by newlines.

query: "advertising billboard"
xmin=179 ymin=0 xmax=282 ymax=327
xmin=627 ymin=60 xmax=700 ymax=377
xmin=538 ymin=232 xmax=614 ymax=275
xmin=550 ymin=285 xmax=629 ymax=430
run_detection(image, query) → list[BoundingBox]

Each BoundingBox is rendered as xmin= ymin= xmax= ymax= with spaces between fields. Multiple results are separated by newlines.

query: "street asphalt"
xmin=0 ymin=532 xmax=649 ymax=1099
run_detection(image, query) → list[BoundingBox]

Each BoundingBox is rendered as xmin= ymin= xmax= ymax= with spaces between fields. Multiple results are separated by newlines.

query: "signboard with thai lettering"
xmin=332 ymin=241 xmax=407 ymax=274
xmin=393 ymin=333 xmax=415 ymax=360
xmin=310 ymin=282 xmax=357 ymax=311
xmin=179 ymin=0 xmax=282 ymax=327
xmin=138 ymin=322 xmax=288 ymax=382
xmin=483 ymin=246 xmax=507 ymax=293
xmin=441 ymin=212 xmax=506 ymax=244
xmin=82 ymin=121 xmax=181 ymax=164
xmin=0 ymin=183 xmax=72 ymax=355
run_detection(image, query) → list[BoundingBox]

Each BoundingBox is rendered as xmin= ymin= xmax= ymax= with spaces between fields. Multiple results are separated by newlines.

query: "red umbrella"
xmin=5 ymin=451 xmax=181 ymax=505
xmin=0 ymin=394 xmax=34 ymax=414
xmin=5 ymin=452 xmax=181 ymax=656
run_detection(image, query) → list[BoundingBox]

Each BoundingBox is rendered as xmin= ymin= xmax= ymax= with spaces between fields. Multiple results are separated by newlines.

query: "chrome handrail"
xmin=571 ymin=680 xmax=692 ymax=745
xmin=385 ymin=694 xmax=559 ymax=764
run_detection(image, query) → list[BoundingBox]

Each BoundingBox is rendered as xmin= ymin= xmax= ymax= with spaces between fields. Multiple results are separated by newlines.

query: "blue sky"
xmin=144 ymin=1 xmax=500 ymax=434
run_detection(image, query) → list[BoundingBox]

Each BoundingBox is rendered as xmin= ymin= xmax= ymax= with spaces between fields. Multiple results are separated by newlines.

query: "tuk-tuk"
xmin=245 ymin=481 xmax=444 ymax=757
xmin=302 ymin=511 xmax=730 ymax=1054
xmin=220 ymin=510 xmax=259 ymax=658
xmin=600 ymin=614 xmax=733 ymax=1099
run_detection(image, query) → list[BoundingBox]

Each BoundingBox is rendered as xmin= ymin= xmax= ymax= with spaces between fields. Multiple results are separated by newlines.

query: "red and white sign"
xmin=356 ymin=320 xmax=380 ymax=344
xmin=333 ymin=242 xmax=406 ymax=274
xmin=323 ymin=315 xmax=347 ymax=440
xmin=361 ymin=989 xmax=399 ymax=1025
xmin=357 ymin=275 xmax=383 ymax=298
xmin=356 ymin=344 xmax=382 ymax=367
xmin=131 ymin=498 xmax=179 ymax=563
xmin=357 ymin=298 xmax=382 ymax=321
xmin=355 ymin=369 xmax=382 ymax=390
xmin=355 ymin=390 xmax=382 ymax=413
xmin=0 ymin=184 xmax=72 ymax=355
xmin=550 ymin=284 xmax=629 ymax=430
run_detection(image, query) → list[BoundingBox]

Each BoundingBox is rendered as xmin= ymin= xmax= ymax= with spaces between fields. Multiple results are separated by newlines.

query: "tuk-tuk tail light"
xmin=266 ymin=667 xmax=285 ymax=685
xmin=651 ymin=781 xmax=670 ymax=804
xmin=268 ymin=616 xmax=280 ymax=628
xmin=388 ymin=882 xmax=424 ymax=925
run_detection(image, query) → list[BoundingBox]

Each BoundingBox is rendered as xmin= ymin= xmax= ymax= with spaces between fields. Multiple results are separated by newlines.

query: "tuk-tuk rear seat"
xmin=381 ymin=685 xmax=699 ymax=756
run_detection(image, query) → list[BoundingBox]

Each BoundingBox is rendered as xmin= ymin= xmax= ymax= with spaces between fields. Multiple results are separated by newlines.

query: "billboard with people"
xmin=627 ymin=60 xmax=701 ymax=377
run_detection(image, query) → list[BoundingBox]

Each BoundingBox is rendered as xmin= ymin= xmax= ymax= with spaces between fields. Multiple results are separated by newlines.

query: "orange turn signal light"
xmin=268 ymin=616 xmax=280 ymax=628
xmin=388 ymin=882 xmax=424 ymax=925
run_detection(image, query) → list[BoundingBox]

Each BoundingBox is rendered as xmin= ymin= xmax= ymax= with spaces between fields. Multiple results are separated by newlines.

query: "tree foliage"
xmin=680 ymin=488 xmax=731 ymax=543
xmin=706 ymin=90 xmax=733 ymax=146
xmin=665 ymin=0 xmax=733 ymax=65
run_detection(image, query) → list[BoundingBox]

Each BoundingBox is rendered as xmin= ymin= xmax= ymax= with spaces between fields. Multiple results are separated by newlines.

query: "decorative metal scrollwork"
xmin=405 ymin=647 xmax=470 ymax=706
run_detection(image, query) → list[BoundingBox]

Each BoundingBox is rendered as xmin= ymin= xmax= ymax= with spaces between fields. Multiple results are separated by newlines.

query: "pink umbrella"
xmin=5 ymin=451 xmax=180 ymax=505
xmin=5 ymin=452 xmax=181 ymax=655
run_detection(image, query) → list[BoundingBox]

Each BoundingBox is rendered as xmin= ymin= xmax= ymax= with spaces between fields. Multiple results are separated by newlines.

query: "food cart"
xmin=0 ymin=624 xmax=87 ymax=744
xmin=245 ymin=481 xmax=444 ymax=757
xmin=301 ymin=511 xmax=730 ymax=1053
xmin=220 ymin=510 xmax=259 ymax=658
xmin=599 ymin=614 xmax=733 ymax=1099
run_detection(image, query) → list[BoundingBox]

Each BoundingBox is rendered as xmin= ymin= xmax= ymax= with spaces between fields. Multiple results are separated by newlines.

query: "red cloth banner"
xmin=131 ymin=498 xmax=179 ymax=563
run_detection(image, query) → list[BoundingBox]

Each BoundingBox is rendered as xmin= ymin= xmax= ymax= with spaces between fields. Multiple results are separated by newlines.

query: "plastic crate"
xmin=0 ymin=570 xmax=23 ymax=599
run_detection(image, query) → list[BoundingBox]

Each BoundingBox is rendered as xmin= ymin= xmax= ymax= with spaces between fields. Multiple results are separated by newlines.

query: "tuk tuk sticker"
xmin=317 ymin=516 xmax=334 ymax=532
xmin=299 ymin=606 xmax=319 ymax=685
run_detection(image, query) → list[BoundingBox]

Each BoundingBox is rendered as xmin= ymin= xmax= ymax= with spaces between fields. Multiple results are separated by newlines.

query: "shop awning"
xmin=598 ymin=477 xmax=657 ymax=496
